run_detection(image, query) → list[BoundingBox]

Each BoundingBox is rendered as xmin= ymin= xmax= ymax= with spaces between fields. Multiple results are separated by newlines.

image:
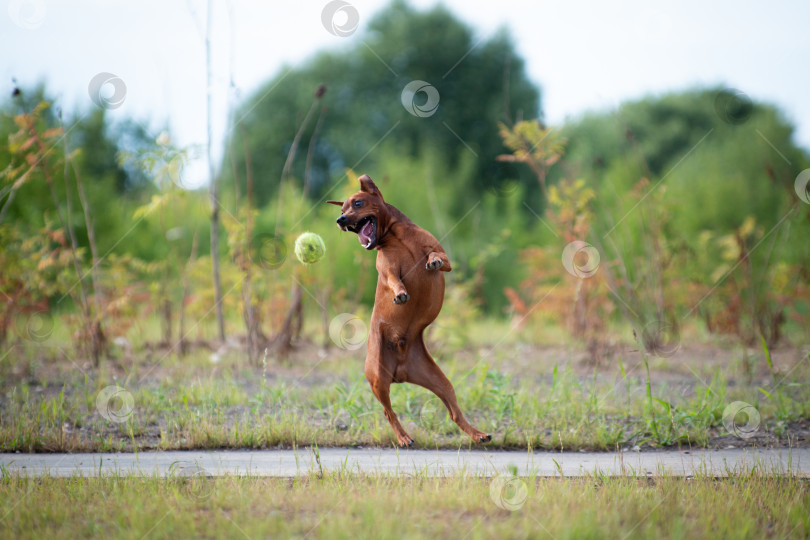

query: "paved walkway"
xmin=2 ymin=447 xmax=807 ymax=477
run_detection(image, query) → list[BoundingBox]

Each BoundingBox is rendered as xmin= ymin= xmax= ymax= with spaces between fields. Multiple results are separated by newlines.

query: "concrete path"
xmin=2 ymin=447 xmax=807 ymax=478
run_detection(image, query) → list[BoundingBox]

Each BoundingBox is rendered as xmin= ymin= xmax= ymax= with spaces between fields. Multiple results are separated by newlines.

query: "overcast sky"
xmin=2 ymin=0 xmax=809 ymax=187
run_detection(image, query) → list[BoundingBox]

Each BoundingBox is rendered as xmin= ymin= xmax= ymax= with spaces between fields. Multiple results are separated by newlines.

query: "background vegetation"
xmin=1 ymin=1 xmax=809 ymax=453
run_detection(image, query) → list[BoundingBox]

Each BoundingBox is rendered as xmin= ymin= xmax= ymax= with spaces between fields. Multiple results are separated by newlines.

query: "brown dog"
xmin=328 ymin=175 xmax=491 ymax=447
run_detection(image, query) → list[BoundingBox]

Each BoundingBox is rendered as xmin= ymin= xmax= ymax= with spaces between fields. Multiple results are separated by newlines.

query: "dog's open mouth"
xmin=352 ymin=216 xmax=377 ymax=250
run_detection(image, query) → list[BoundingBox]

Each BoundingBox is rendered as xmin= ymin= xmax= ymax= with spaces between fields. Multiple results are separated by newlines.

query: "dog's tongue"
xmin=358 ymin=220 xmax=374 ymax=247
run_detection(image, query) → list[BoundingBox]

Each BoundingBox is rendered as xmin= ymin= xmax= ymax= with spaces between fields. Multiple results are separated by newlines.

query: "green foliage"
xmin=497 ymin=119 xmax=566 ymax=198
xmin=223 ymin=0 xmax=540 ymax=205
xmin=0 ymin=221 xmax=73 ymax=345
xmin=560 ymin=88 xmax=806 ymax=230
xmin=550 ymin=87 xmax=810 ymax=345
xmin=0 ymin=89 xmax=150 ymax=236
xmin=2 ymin=68 xmax=808 ymax=352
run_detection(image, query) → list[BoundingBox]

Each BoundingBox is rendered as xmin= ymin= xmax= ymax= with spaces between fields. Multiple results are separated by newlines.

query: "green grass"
xmin=1 ymin=335 xmax=808 ymax=452
xmin=0 ymin=472 xmax=807 ymax=539
xmin=2 ymin=321 xmax=808 ymax=538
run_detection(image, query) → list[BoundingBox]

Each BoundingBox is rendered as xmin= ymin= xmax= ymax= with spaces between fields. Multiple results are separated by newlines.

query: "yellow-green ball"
xmin=294 ymin=232 xmax=326 ymax=264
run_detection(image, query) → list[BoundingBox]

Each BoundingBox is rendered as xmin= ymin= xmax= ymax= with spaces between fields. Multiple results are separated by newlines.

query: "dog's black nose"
xmin=337 ymin=215 xmax=348 ymax=226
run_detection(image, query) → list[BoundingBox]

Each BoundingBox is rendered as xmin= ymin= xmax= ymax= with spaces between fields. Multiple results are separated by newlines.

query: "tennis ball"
xmin=294 ymin=232 xmax=326 ymax=264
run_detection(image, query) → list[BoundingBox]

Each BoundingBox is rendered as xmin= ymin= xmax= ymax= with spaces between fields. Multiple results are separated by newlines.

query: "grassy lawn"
xmin=0 ymin=473 xmax=808 ymax=539
xmin=2 ymin=320 xmax=809 ymax=538
xmin=1 ymin=317 xmax=808 ymax=452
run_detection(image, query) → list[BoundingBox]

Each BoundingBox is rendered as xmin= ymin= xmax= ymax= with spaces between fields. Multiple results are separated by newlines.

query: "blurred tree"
xmin=557 ymin=88 xmax=807 ymax=213
xmin=555 ymin=88 xmax=809 ymax=345
xmin=1 ymin=85 xmax=154 ymax=233
xmin=223 ymin=0 xmax=541 ymax=208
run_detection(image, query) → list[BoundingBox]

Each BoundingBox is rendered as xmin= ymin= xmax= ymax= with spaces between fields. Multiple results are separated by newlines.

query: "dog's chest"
xmin=376 ymin=248 xmax=440 ymax=290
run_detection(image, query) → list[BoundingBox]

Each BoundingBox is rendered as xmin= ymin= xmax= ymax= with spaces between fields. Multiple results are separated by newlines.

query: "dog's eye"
xmin=352 ymin=200 xmax=364 ymax=208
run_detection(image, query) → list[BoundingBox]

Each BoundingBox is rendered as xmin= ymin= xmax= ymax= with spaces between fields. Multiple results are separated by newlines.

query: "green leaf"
xmin=133 ymin=193 xmax=170 ymax=220
xmin=759 ymin=334 xmax=774 ymax=373
xmin=653 ymin=398 xmax=672 ymax=413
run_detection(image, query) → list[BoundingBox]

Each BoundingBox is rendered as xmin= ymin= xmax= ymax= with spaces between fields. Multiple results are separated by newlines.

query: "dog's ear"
xmin=325 ymin=200 xmax=344 ymax=206
xmin=358 ymin=174 xmax=383 ymax=200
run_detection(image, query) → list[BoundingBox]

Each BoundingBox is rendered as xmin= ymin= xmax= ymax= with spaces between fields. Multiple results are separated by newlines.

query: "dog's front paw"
xmin=393 ymin=292 xmax=410 ymax=305
xmin=426 ymin=258 xmax=443 ymax=271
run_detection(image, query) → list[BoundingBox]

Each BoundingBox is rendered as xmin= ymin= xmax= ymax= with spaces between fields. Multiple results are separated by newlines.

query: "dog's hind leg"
xmin=406 ymin=340 xmax=491 ymax=443
xmin=365 ymin=341 xmax=414 ymax=448
xmin=368 ymin=378 xmax=414 ymax=447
